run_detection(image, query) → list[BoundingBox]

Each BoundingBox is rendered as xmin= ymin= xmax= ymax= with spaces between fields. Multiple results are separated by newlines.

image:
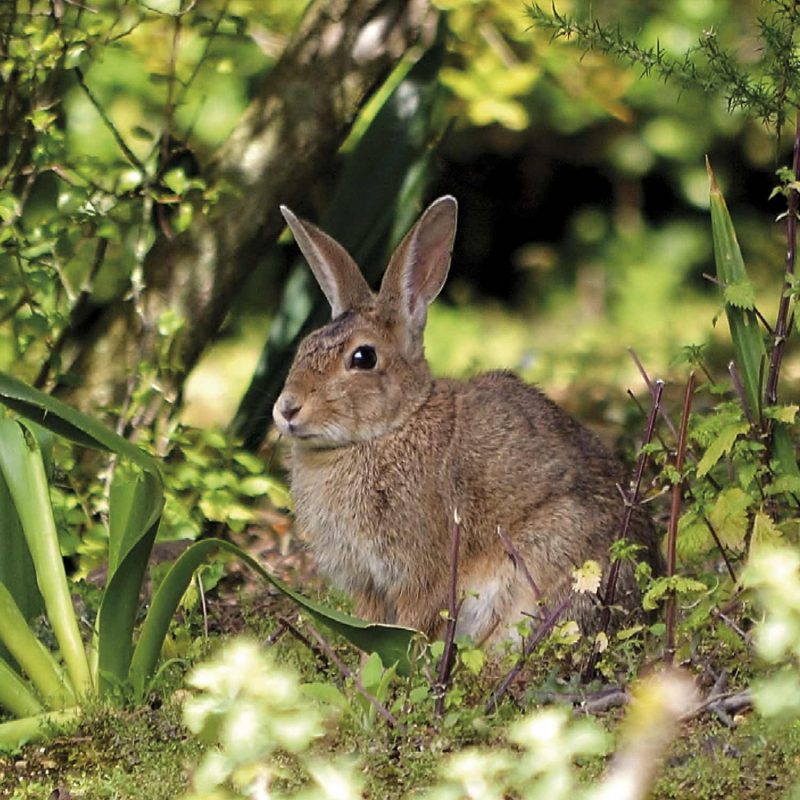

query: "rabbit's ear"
xmin=281 ymin=206 xmax=373 ymax=318
xmin=378 ymin=196 xmax=457 ymax=343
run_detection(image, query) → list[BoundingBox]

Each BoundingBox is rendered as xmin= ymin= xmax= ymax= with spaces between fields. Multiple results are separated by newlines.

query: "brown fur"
xmin=273 ymin=197 xmax=660 ymax=642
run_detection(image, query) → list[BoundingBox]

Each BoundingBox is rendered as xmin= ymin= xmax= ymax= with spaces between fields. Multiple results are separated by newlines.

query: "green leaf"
xmin=0 ymin=372 xmax=162 ymax=478
xmin=750 ymin=511 xmax=782 ymax=555
xmin=129 ymin=539 xmax=415 ymax=695
xmin=0 ymin=657 xmax=43 ymax=719
xmin=642 ymin=576 xmax=707 ymax=611
xmin=459 ymin=647 xmax=486 ymax=676
xmin=696 ymin=421 xmax=749 ymax=477
xmin=301 ymin=682 xmax=349 ymax=712
xmin=0 ymin=708 xmax=80 ymax=752
xmin=709 ymin=487 xmax=752 ymax=550
xmin=764 ymin=404 xmax=799 ymax=424
xmin=707 ymin=160 xmax=767 ymax=421
xmin=0 ymin=582 xmax=73 ymax=710
xmin=723 ymin=279 xmax=756 ymax=309
xmin=0 ymin=468 xmax=42 ymax=623
xmin=0 ymin=420 xmax=93 ymax=699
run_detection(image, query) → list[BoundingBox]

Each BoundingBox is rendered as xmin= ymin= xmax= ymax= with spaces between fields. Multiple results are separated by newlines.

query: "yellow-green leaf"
xmin=696 ymin=421 xmax=749 ymax=478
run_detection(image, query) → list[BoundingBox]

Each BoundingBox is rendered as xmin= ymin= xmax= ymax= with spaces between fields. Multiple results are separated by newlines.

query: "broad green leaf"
xmin=642 ymin=575 xmax=707 ymax=611
xmin=301 ymin=682 xmax=350 ymax=712
xmin=459 ymin=647 xmax=486 ymax=675
xmin=108 ymin=462 xmax=164 ymax=577
xmin=129 ymin=539 xmax=415 ymax=694
xmin=0 ymin=708 xmax=80 ymax=752
xmin=0 ymin=657 xmax=42 ymax=719
xmin=765 ymin=474 xmax=800 ymax=496
xmin=0 ymin=582 xmax=73 ymax=710
xmin=696 ymin=421 xmax=749 ymax=477
xmin=0 ymin=372 xmax=162 ymax=478
xmin=0 ymin=468 xmax=42 ymax=623
xmin=0 ymin=420 xmax=93 ymax=698
xmin=771 ymin=425 xmax=800 ymax=493
xmin=707 ymin=160 xmax=767 ymax=421
xmin=96 ymin=516 xmax=161 ymax=694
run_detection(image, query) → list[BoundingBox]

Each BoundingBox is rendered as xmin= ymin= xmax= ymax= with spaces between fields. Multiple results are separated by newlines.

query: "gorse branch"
xmin=528 ymin=2 xmax=800 ymax=127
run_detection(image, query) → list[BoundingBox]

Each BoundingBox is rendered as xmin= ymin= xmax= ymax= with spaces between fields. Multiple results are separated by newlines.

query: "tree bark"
xmin=56 ymin=0 xmax=435 ymax=414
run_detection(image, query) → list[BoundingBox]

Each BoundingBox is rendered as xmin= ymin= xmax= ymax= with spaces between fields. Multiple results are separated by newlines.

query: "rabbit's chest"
xmin=290 ymin=449 xmax=428 ymax=592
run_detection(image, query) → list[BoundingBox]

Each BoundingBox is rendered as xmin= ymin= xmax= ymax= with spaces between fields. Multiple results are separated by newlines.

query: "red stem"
xmin=665 ymin=372 xmax=695 ymax=665
xmin=765 ymin=109 xmax=800 ymax=408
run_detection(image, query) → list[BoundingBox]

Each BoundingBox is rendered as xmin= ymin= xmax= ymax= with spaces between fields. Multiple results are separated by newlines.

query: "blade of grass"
xmin=0 ymin=582 xmax=74 ymax=709
xmin=707 ymin=158 xmax=767 ymax=424
xmin=130 ymin=539 xmax=416 ymax=694
xmin=0 ymin=419 xmax=93 ymax=698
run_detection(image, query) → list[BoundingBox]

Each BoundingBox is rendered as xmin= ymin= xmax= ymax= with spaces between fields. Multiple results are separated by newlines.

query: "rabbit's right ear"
xmin=378 ymin=196 xmax=457 ymax=348
xmin=280 ymin=206 xmax=373 ymax=318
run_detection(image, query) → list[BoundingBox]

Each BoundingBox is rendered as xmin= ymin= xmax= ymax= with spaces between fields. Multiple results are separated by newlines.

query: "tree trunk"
xmin=56 ymin=0 xmax=435 ymax=416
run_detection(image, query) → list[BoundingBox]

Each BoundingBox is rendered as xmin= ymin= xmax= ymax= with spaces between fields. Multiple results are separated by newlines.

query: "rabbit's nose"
xmin=275 ymin=393 xmax=302 ymax=422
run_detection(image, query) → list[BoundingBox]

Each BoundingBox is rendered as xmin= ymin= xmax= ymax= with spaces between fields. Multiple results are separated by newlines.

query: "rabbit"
xmin=272 ymin=195 xmax=661 ymax=643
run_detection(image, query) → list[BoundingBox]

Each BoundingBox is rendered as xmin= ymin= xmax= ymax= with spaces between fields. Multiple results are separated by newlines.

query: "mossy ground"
xmin=2 ymin=684 xmax=798 ymax=799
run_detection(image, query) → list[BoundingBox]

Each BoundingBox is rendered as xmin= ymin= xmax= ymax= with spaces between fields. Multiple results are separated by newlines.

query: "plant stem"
xmin=583 ymin=378 xmax=664 ymax=681
xmin=435 ymin=511 xmax=462 ymax=717
xmin=665 ymin=372 xmax=695 ymax=665
xmin=485 ymin=593 xmax=572 ymax=714
xmin=765 ymin=108 xmax=800 ymax=407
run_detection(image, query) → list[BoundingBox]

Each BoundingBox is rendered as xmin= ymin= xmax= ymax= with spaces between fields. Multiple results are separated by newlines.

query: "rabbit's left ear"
xmin=281 ymin=206 xmax=373 ymax=318
xmin=378 ymin=196 xmax=457 ymax=344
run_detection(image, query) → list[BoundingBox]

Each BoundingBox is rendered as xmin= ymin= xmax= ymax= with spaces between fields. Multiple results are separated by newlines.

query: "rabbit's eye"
xmin=350 ymin=345 xmax=377 ymax=370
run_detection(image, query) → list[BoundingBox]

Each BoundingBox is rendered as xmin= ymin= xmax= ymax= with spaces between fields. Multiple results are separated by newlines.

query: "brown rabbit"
xmin=273 ymin=196 xmax=660 ymax=642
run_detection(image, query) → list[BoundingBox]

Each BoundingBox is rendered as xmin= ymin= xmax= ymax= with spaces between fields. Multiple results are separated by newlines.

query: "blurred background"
xmin=2 ymin=0 xmax=795 ymax=452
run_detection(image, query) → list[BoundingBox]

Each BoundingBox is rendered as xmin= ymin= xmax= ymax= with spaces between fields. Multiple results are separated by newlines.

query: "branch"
xmin=665 ymin=372 xmax=695 ymax=665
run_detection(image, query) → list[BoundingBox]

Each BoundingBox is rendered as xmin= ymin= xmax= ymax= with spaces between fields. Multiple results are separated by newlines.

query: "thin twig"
xmin=276 ymin=615 xmax=330 ymax=670
xmin=74 ymin=68 xmax=145 ymax=171
xmin=765 ymin=107 xmax=800 ymax=407
xmin=702 ymin=514 xmax=737 ymax=583
xmin=496 ymin=524 xmax=541 ymax=600
xmin=711 ymin=608 xmax=749 ymax=642
xmin=485 ymin=593 xmax=572 ymax=714
xmin=629 ymin=348 xmax=679 ymax=440
xmin=728 ymin=361 xmax=755 ymax=426
xmin=304 ymin=622 xmax=401 ymax=730
xmin=665 ymin=372 xmax=695 ymax=665
xmin=435 ymin=510 xmax=462 ymax=717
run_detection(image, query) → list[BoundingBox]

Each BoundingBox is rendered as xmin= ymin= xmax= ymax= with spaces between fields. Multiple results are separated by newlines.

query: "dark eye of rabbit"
xmin=350 ymin=345 xmax=377 ymax=370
